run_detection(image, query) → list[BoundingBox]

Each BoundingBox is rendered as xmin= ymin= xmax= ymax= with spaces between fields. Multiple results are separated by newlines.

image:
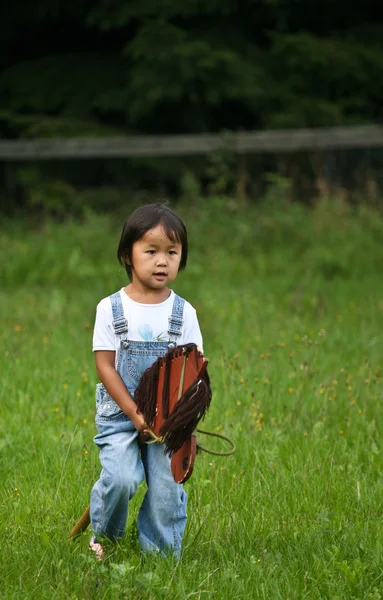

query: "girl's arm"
xmin=95 ymin=350 xmax=147 ymax=433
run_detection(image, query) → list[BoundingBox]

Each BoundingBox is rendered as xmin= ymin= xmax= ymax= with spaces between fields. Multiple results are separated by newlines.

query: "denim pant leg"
xmin=137 ymin=442 xmax=188 ymax=556
xmin=90 ymin=416 xmax=145 ymax=538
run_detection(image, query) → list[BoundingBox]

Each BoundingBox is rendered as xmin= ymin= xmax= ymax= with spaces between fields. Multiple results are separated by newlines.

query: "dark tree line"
xmin=1 ymin=0 xmax=383 ymax=139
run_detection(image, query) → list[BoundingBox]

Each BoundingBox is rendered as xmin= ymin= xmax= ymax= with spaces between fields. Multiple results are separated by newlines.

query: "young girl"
xmin=90 ymin=203 xmax=203 ymax=560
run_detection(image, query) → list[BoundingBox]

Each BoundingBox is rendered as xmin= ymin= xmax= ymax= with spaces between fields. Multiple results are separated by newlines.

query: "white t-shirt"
xmin=92 ymin=289 xmax=203 ymax=366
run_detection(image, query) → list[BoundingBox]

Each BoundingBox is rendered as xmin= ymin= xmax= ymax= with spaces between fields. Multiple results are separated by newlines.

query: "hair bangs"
xmin=158 ymin=215 xmax=184 ymax=246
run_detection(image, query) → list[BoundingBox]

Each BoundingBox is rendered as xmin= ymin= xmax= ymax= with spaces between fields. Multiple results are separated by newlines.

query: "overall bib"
xmin=90 ymin=292 xmax=187 ymax=555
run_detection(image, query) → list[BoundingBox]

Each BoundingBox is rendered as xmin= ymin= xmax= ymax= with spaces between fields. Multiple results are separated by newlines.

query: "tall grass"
xmin=1 ymin=197 xmax=383 ymax=599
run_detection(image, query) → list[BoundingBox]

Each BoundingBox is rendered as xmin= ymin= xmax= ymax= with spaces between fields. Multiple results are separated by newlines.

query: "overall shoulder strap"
xmin=110 ymin=291 xmax=128 ymax=336
xmin=168 ymin=294 xmax=185 ymax=338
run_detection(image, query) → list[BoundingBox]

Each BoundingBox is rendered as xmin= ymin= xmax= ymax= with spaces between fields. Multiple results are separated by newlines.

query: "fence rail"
xmin=0 ymin=125 xmax=382 ymax=160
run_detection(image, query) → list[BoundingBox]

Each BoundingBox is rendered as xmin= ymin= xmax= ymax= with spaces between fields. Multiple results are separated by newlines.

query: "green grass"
xmin=1 ymin=197 xmax=383 ymax=599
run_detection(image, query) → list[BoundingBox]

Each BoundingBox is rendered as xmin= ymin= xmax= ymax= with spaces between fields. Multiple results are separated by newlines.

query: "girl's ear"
xmin=123 ymin=254 xmax=131 ymax=266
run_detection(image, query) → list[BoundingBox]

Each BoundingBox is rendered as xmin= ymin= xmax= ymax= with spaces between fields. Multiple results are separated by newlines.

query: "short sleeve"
xmin=182 ymin=303 xmax=203 ymax=353
xmin=92 ymin=299 xmax=118 ymax=352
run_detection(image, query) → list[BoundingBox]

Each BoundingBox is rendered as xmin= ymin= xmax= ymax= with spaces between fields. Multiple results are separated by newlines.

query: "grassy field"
xmin=1 ymin=197 xmax=383 ymax=599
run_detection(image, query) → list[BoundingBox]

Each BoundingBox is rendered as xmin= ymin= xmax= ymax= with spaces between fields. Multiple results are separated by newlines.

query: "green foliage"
xmin=0 ymin=110 xmax=118 ymax=139
xmin=11 ymin=167 xmax=147 ymax=217
xmin=263 ymin=172 xmax=292 ymax=203
xmin=125 ymin=20 xmax=262 ymax=124
xmin=87 ymin=0 xmax=237 ymax=29
xmin=205 ymin=144 xmax=238 ymax=196
xmin=0 ymin=53 xmax=130 ymax=122
xmin=1 ymin=1 xmax=383 ymax=137
xmin=16 ymin=167 xmax=78 ymax=216
xmin=265 ymin=33 xmax=383 ymax=127
xmin=179 ymin=170 xmax=202 ymax=203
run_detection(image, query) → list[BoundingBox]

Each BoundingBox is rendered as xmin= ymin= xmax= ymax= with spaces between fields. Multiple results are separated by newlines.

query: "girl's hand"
xmin=131 ymin=409 xmax=149 ymax=435
xmin=132 ymin=410 xmax=152 ymax=445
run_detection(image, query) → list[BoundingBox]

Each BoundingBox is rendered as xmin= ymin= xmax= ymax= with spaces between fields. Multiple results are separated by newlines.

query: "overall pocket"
xmin=121 ymin=349 xmax=167 ymax=397
xmin=95 ymin=383 xmax=123 ymax=419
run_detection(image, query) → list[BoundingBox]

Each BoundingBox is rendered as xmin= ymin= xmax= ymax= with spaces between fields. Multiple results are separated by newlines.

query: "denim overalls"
xmin=90 ymin=291 xmax=187 ymax=556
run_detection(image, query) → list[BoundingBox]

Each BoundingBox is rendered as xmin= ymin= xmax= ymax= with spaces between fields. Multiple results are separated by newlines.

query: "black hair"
xmin=117 ymin=203 xmax=188 ymax=280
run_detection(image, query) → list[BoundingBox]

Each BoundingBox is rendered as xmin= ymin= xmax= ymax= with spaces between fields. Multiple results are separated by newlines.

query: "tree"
xmin=1 ymin=0 xmax=382 ymax=137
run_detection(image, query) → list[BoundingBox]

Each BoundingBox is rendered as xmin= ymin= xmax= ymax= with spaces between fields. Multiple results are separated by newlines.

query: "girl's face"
xmin=128 ymin=224 xmax=182 ymax=292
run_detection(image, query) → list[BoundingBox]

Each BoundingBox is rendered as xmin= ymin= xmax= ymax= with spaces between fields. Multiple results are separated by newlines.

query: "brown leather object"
xmin=171 ymin=436 xmax=197 ymax=484
xmin=134 ymin=343 xmax=212 ymax=483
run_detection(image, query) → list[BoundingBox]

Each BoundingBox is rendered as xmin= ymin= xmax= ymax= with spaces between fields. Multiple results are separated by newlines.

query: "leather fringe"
xmin=134 ymin=344 xmax=212 ymax=453
xmin=160 ymin=363 xmax=211 ymax=455
xmin=134 ymin=357 xmax=160 ymax=426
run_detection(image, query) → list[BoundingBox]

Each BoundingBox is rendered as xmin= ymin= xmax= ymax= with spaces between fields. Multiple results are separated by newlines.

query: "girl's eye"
xmin=169 ymin=250 xmax=178 ymax=255
xmin=146 ymin=250 xmax=156 ymax=255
